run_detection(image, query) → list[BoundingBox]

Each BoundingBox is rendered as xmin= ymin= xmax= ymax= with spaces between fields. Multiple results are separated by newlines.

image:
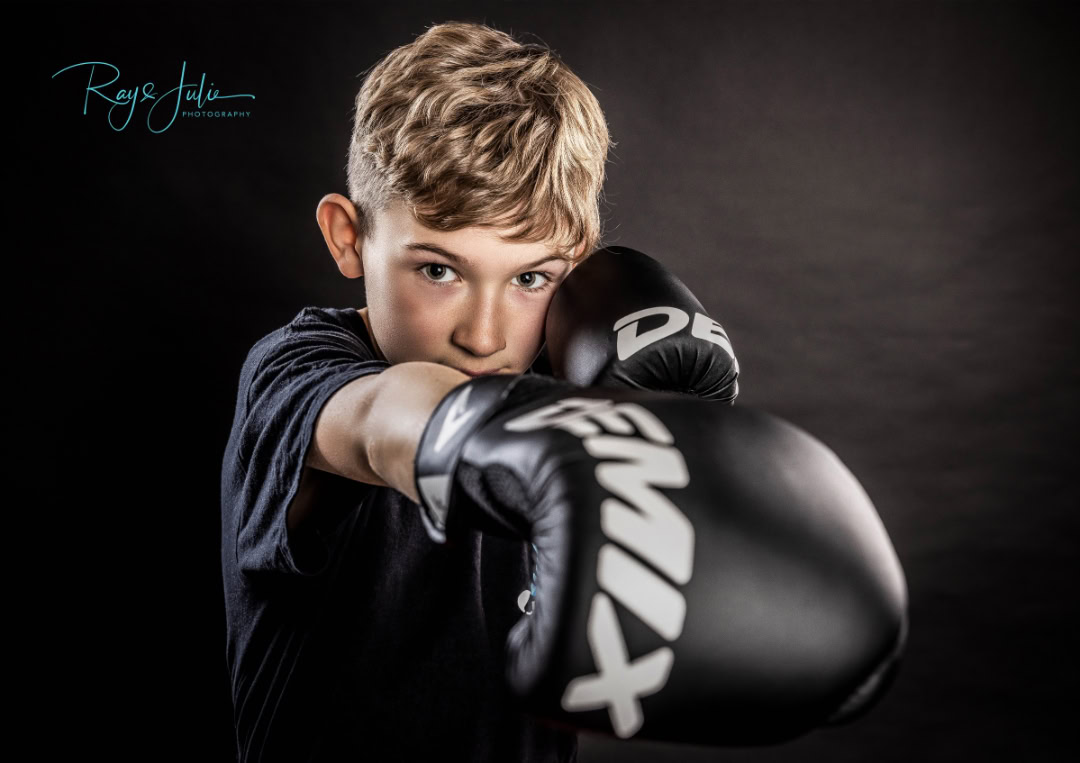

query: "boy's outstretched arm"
xmin=288 ymin=361 xmax=469 ymax=531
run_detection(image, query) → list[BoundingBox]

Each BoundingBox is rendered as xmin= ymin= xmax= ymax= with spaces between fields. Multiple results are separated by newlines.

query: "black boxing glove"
xmin=414 ymin=373 xmax=907 ymax=744
xmin=544 ymin=246 xmax=739 ymax=402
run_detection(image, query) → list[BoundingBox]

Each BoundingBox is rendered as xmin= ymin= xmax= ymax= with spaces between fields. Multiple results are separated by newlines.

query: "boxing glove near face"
xmin=414 ymin=374 xmax=906 ymax=745
xmin=544 ymin=246 xmax=739 ymax=402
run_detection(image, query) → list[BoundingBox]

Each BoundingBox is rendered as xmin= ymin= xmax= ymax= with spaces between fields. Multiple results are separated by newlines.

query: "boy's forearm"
xmin=365 ymin=361 xmax=470 ymax=503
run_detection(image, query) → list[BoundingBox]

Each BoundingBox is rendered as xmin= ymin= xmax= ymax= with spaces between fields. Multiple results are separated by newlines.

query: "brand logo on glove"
xmin=614 ymin=306 xmax=737 ymax=369
xmin=506 ymin=398 xmax=694 ymax=739
xmin=434 ymin=385 xmax=477 ymax=453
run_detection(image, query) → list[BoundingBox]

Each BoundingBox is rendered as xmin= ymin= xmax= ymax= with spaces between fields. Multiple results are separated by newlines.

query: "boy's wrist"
xmin=365 ymin=362 xmax=471 ymax=502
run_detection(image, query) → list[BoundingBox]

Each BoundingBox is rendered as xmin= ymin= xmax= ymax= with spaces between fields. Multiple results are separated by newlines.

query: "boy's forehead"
xmin=378 ymin=200 xmax=567 ymax=263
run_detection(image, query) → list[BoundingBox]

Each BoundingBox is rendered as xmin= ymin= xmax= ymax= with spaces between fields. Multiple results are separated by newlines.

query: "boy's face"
xmin=348 ymin=199 xmax=577 ymax=375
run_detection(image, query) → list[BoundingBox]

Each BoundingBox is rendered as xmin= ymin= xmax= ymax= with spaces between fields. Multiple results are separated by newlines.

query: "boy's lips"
xmin=456 ymin=367 xmax=502 ymax=377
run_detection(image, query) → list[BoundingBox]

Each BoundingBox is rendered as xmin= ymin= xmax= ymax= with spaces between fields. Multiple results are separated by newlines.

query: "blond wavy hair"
xmin=346 ymin=21 xmax=614 ymax=261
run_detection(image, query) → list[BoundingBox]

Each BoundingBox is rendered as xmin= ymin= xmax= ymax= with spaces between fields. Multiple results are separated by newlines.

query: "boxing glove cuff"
xmin=414 ymin=373 xmax=572 ymax=543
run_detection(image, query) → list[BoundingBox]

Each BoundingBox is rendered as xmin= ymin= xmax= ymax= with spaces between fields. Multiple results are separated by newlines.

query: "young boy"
xmin=221 ymin=21 xmax=610 ymax=761
xmin=222 ymin=18 xmax=912 ymax=762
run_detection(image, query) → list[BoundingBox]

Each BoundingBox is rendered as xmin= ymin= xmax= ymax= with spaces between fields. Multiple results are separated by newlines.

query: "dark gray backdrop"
xmin=30 ymin=1 xmax=1077 ymax=760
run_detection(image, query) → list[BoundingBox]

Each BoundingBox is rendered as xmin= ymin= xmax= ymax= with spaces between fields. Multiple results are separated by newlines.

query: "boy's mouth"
xmin=456 ymin=367 xmax=502 ymax=377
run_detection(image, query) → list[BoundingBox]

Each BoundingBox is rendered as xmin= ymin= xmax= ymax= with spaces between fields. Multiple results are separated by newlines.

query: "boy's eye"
xmin=420 ymin=263 xmax=553 ymax=292
xmin=420 ymin=263 xmax=456 ymax=282
xmin=513 ymin=271 xmax=552 ymax=291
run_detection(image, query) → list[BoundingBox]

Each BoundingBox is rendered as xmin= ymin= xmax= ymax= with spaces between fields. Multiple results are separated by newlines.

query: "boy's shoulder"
xmin=242 ymin=306 xmax=374 ymax=380
xmin=286 ymin=305 xmax=366 ymax=334
xmin=252 ymin=305 xmax=367 ymax=350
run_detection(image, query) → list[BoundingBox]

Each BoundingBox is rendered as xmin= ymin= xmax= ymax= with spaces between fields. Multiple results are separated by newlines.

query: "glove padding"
xmin=545 ymin=245 xmax=739 ymax=401
xmin=415 ymin=373 xmax=907 ymax=745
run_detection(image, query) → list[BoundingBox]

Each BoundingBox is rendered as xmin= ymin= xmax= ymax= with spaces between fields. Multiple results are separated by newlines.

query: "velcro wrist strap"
xmin=414 ymin=373 xmax=521 ymax=543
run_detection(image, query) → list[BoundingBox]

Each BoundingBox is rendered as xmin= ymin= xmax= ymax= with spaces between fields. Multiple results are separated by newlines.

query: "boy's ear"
xmin=316 ymin=193 xmax=365 ymax=279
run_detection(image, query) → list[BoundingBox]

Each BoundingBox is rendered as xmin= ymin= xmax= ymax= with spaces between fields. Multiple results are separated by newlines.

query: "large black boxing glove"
xmin=414 ymin=373 xmax=907 ymax=745
xmin=544 ymin=246 xmax=739 ymax=402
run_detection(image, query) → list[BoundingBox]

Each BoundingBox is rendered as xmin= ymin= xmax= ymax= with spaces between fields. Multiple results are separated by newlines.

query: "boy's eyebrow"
xmin=405 ymin=242 xmax=566 ymax=271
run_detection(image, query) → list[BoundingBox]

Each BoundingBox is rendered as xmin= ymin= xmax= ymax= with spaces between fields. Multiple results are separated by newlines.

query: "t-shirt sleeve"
xmin=225 ymin=307 xmax=390 ymax=576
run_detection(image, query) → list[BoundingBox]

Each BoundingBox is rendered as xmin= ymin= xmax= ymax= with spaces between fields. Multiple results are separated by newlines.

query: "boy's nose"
xmin=452 ymin=295 xmax=505 ymax=359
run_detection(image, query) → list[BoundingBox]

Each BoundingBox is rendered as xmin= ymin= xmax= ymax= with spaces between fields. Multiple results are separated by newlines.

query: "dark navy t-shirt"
xmin=220 ymin=305 xmax=576 ymax=762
